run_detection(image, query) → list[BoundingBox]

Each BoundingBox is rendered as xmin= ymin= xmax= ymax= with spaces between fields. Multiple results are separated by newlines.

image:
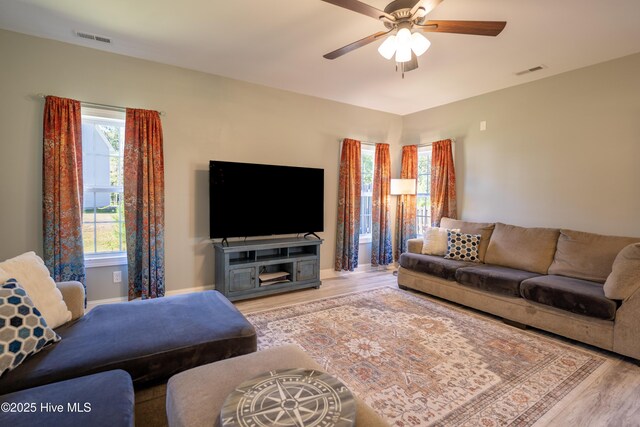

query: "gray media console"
xmin=214 ymin=237 xmax=323 ymax=301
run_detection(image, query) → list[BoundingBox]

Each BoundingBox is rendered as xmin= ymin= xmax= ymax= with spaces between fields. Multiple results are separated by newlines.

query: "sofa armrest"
xmin=407 ymin=238 xmax=423 ymax=254
xmin=57 ymin=281 xmax=85 ymax=321
xmin=613 ymin=286 xmax=640 ymax=360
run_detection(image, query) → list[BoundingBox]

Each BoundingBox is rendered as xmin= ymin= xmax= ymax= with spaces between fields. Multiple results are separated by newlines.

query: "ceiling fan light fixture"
xmin=395 ymin=45 xmax=412 ymax=63
xmin=378 ymin=35 xmax=397 ymax=60
xmin=395 ymin=28 xmax=412 ymax=62
xmin=410 ymin=32 xmax=431 ymax=56
xmin=396 ymin=27 xmax=412 ymax=45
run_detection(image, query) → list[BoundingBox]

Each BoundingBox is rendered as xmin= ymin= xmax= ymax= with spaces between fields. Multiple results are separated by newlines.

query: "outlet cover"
xmin=113 ymin=271 xmax=122 ymax=283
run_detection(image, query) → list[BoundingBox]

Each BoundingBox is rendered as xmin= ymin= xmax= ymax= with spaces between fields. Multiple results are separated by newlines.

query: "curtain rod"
xmin=336 ymin=139 xmax=377 ymax=146
xmin=37 ymin=94 xmax=166 ymax=116
xmin=416 ymin=138 xmax=456 ymax=148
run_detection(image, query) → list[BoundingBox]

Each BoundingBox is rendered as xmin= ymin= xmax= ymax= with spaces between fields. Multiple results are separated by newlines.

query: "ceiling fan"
xmin=321 ymin=0 xmax=507 ymax=76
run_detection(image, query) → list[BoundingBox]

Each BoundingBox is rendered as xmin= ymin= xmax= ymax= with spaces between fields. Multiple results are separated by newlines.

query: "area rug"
xmin=247 ymin=286 xmax=608 ymax=426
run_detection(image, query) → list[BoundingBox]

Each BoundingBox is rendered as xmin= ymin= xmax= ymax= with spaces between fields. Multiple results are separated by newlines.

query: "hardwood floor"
xmin=234 ymin=269 xmax=394 ymax=314
xmin=235 ymin=270 xmax=640 ymax=427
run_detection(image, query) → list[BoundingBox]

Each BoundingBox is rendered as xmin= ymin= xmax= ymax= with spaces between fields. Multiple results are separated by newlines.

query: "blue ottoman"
xmin=0 ymin=370 xmax=134 ymax=427
xmin=0 ymin=291 xmax=257 ymax=394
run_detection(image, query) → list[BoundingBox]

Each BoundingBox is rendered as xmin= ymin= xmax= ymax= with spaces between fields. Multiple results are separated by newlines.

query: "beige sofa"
xmin=397 ymin=218 xmax=640 ymax=360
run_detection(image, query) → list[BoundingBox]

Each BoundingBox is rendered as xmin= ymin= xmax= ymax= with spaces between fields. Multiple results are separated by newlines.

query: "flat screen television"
xmin=209 ymin=161 xmax=324 ymax=239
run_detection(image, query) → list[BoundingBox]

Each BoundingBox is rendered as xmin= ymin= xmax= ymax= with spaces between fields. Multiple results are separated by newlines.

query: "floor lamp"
xmin=391 ymin=178 xmax=417 ymax=275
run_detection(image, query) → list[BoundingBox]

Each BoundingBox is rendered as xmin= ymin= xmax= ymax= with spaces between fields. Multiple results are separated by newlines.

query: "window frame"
xmin=81 ymin=106 xmax=127 ymax=268
xmin=416 ymin=145 xmax=433 ymax=236
xmin=359 ymin=144 xmax=375 ymax=244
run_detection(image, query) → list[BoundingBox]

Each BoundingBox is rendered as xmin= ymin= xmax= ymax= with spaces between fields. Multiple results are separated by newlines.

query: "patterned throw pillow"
xmin=444 ymin=230 xmax=481 ymax=263
xmin=0 ymin=278 xmax=60 ymax=376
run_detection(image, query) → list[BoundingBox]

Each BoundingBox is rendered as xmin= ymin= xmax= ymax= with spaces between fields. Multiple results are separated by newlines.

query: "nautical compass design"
xmin=220 ymin=368 xmax=356 ymax=427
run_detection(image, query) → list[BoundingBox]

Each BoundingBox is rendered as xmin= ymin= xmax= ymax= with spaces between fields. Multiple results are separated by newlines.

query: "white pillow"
xmin=421 ymin=227 xmax=459 ymax=256
xmin=0 ymin=252 xmax=71 ymax=329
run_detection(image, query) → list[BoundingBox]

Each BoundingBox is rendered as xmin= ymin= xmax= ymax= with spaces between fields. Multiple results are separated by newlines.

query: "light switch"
xmin=480 ymin=121 xmax=487 ymax=131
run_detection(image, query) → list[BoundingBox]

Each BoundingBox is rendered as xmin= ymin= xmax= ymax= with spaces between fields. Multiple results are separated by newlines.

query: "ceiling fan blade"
xmin=321 ymin=0 xmax=395 ymax=21
xmin=410 ymin=0 xmax=443 ymax=19
xmin=417 ymin=20 xmax=507 ymax=36
xmin=324 ymin=30 xmax=392 ymax=60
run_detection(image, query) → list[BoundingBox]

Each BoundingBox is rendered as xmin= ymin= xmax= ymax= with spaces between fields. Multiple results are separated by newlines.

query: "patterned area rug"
xmin=247 ymin=287 xmax=608 ymax=427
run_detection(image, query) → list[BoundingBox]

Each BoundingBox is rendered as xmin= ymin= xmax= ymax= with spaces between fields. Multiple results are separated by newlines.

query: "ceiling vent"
xmin=75 ymin=31 xmax=111 ymax=44
xmin=515 ymin=65 xmax=546 ymax=76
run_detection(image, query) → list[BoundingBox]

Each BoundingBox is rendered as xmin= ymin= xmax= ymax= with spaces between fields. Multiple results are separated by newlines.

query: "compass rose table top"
xmin=220 ymin=368 xmax=356 ymax=427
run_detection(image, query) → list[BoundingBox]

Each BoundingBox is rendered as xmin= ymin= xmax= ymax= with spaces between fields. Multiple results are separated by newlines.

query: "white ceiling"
xmin=1 ymin=0 xmax=640 ymax=115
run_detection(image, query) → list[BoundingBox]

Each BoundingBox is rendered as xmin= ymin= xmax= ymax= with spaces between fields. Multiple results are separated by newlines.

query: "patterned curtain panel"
xmin=431 ymin=139 xmax=457 ymax=226
xmin=394 ymin=145 xmax=418 ymax=261
xmin=124 ymin=109 xmax=165 ymax=300
xmin=42 ymin=96 xmax=86 ymax=292
xmin=371 ymin=143 xmax=393 ymax=266
xmin=335 ymin=138 xmax=361 ymax=271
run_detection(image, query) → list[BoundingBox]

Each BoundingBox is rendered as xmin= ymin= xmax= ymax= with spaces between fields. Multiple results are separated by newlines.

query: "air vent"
xmin=75 ymin=31 xmax=111 ymax=44
xmin=515 ymin=65 xmax=546 ymax=76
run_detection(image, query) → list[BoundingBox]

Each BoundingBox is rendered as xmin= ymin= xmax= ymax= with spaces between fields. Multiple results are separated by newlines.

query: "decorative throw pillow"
xmin=421 ymin=227 xmax=460 ymax=256
xmin=444 ymin=230 xmax=481 ymax=263
xmin=603 ymin=243 xmax=640 ymax=301
xmin=0 ymin=252 xmax=71 ymax=329
xmin=0 ymin=278 xmax=61 ymax=376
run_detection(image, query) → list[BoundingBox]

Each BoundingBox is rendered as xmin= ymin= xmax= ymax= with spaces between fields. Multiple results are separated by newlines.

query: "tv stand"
xmin=303 ymin=232 xmax=321 ymax=240
xmin=214 ymin=237 xmax=323 ymax=301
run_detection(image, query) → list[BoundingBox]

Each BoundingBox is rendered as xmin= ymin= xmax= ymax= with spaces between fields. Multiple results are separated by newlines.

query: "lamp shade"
xmin=395 ymin=28 xmax=412 ymax=63
xmin=378 ymin=29 xmax=431 ymax=62
xmin=411 ymin=32 xmax=431 ymax=56
xmin=390 ymin=179 xmax=417 ymax=195
xmin=378 ymin=35 xmax=397 ymax=60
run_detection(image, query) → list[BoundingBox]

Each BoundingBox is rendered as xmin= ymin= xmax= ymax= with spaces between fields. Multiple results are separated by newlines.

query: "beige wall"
xmin=3 ymin=28 xmax=638 ymax=302
xmin=0 ymin=29 xmax=402 ymax=301
xmin=402 ymin=53 xmax=640 ymax=237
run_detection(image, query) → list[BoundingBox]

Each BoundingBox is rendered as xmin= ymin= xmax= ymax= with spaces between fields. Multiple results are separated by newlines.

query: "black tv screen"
xmin=209 ymin=161 xmax=324 ymax=239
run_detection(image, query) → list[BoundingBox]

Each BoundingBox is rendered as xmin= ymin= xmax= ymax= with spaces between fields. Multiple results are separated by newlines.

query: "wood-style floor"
xmin=235 ymin=270 xmax=640 ymax=427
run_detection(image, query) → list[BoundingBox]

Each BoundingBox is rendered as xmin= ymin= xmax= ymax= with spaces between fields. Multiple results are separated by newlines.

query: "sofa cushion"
xmin=444 ymin=230 xmax=481 ymax=262
xmin=0 ymin=279 xmax=61 ymax=376
xmin=440 ymin=217 xmax=495 ymax=262
xmin=520 ymin=275 xmax=617 ymax=320
xmin=548 ymin=229 xmax=640 ymax=283
xmin=0 ymin=370 xmax=134 ymax=427
xmin=0 ymin=291 xmax=257 ymax=394
xmin=603 ymin=243 xmax=640 ymax=300
xmin=484 ymin=223 xmax=560 ymax=274
xmin=455 ymin=265 xmax=541 ymax=297
xmin=399 ymin=253 xmax=474 ymax=281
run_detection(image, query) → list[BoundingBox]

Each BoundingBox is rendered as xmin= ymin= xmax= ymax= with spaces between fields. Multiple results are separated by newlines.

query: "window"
xmin=416 ymin=145 xmax=432 ymax=235
xmin=81 ymin=107 xmax=127 ymax=266
xmin=359 ymin=144 xmax=375 ymax=243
